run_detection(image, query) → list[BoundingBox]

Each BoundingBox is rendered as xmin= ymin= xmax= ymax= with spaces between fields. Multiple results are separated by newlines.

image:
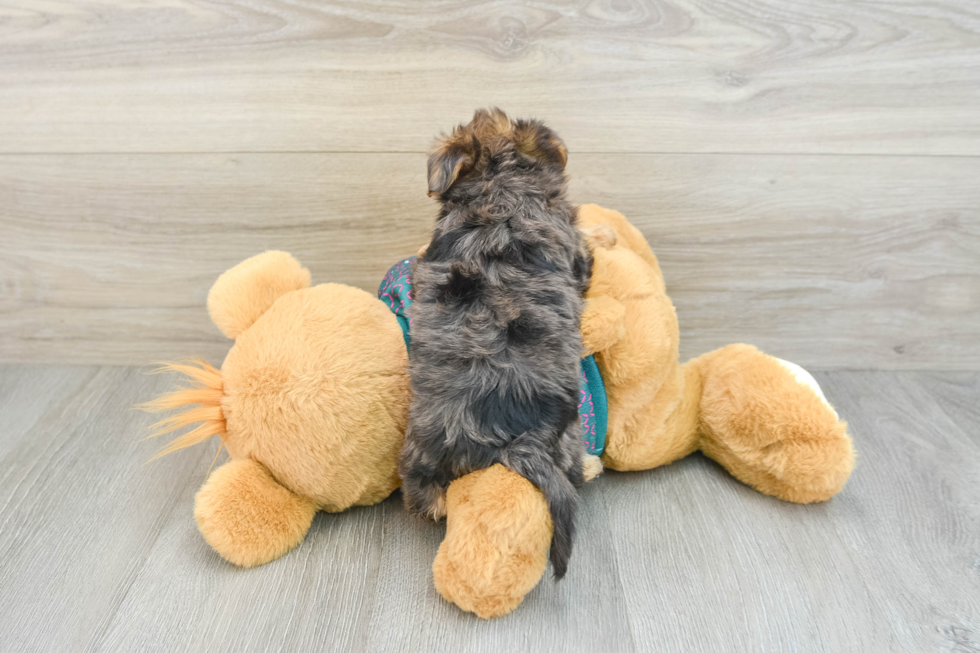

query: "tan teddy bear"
xmin=143 ymin=251 xmax=409 ymax=567
xmin=143 ymin=206 xmax=853 ymax=620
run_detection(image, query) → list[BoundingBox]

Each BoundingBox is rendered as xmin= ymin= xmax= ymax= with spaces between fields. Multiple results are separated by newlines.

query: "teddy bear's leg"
xmin=689 ymin=344 xmax=855 ymax=503
xmin=432 ymin=465 xmax=552 ymax=619
xmin=194 ymin=458 xmax=317 ymax=567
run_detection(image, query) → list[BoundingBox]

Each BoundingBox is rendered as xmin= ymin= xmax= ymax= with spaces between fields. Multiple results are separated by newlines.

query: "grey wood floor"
xmin=0 ymin=366 xmax=976 ymax=652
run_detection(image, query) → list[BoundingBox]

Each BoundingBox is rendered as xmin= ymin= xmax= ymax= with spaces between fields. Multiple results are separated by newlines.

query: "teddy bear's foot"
xmin=195 ymin=458 xmax=317 ymax=567
xmin=694 ymin=344 xmax=855 ymax=503
xmin=433 ymin=465 xmax=552 ymax=619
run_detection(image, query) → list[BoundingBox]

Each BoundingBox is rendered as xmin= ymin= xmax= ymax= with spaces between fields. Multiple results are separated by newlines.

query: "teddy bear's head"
xmin=143 ymin=251 xmax=409 ymax=567
xmin=145 ymin=251 xmax=409 ymax=566
xmin=210 ymin=254 xmax=410 ymax=511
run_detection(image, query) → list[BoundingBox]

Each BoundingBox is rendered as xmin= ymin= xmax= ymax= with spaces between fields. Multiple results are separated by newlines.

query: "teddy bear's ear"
xmin=207 ymin=250 xmax=311 ymax=339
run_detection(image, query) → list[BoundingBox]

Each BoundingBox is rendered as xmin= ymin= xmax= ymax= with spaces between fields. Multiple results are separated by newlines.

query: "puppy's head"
xmin=427 ymin=108 xmax=568 ymax=198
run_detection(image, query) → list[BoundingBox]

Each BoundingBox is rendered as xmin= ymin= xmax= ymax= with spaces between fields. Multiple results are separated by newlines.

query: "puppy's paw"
xmin=402 ymin=481 xmax=447 ymax=522
xmin=429 ymin=488 xmax=448 ymax=521
xmin=580 ymin=224 xmax=617 ymax=251
xmin=418 ymin=242 xmax=430 ymax=258
xmin=582 ymin=454 xmax=604 ymax=482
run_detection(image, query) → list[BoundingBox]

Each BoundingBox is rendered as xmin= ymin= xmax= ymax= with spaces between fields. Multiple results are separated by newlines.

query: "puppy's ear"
xmin=513 ymin=120 xmax=567 ymax=170
xmin=470 ymin=107 xmax=510 ymax=136
xmin=427 ymin=135 xmax=480 ymax=197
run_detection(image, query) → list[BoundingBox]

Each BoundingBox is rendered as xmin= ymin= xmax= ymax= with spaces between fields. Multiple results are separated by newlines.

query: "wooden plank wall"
xmin=1 ymin=0 xmax=978 ymax=368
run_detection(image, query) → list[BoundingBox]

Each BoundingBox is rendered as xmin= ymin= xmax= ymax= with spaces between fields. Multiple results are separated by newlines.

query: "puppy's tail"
xmin=506 ymin=452 xmax=579 ymax=580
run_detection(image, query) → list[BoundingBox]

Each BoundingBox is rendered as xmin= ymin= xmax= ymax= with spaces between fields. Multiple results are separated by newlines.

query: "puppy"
xmin=399 ymin=108 xmax=592 ymax=579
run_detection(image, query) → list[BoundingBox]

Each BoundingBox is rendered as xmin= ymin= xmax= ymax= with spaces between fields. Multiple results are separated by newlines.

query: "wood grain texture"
xmin=0 ymin=365 xmax=94 ymax=459
xmin=0 ymin=366 xmax=212 ymax=653
xmin=97 ymin=480 xmax=390 ymax=652
xmin=2 ymin=153 xmax=977 ymax=368
xmin=815 ymin=371 xmax=980 ymax=652
xmin=599 ymin=370 xmax=980 ymax=652
xmin=359 ymin=482 xmax=637 ymax=653
xmin=0 ymin=0 xmax=979 ymax=155
xmin=0 ymin=367 xmax=977 ymax=651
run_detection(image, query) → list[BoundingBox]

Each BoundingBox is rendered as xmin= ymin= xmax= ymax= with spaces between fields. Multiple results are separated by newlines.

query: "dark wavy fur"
xmin=398 ymin=108 xmax=592 ymax=580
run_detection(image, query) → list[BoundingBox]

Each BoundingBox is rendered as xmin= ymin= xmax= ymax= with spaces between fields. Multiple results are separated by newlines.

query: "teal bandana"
xmin=379 ymin=257 xmax=607 ymax=456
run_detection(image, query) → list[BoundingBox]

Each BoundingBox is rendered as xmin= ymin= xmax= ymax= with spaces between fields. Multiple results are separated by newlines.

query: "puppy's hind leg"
xmin=405 ymin=480 xmax=447 ymax=522
xmin=582 ymin=454 xmax=603 ymax=483
xmin=558 ymin=427 xmax=602 ymax=488
xmin=398 ymin=444 xmax=448 ymax=521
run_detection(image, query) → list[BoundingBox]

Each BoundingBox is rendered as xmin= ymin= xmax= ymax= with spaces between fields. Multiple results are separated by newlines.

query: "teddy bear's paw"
xmin=195 ymin=458 xmax=317 ymax=567
xmin=580 ymin=295 xmax=627 ymax=356
xmin=582 ymin=454 xmax=604 ymax=482
xmin=580 ymin=224 xmax=618 ymax=250
xmin=696 ymin=344 xmax=855 ymax=504
xmin=773 ymin=358 xmax=839 ymax=419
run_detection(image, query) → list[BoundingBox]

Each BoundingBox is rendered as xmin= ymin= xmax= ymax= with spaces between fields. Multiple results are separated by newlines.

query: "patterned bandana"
xmin=379 ymin=257 xmax=607 ymax=456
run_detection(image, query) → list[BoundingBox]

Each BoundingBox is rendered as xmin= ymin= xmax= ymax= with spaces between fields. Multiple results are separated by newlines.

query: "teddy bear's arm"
xmin=581 ymin=295 xmax=626 ymax=356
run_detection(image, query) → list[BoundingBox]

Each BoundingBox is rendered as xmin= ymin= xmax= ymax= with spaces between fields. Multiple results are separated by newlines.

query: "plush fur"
xmin=432 ymin=464 xmax=553 ymax=618
xmin=144 ymin=207 xmax=854 ymax=619
xmin=431 ymin=204 xmax=856 ymax=617
xmin=194 ymin=458 xmax=317 ymax=567
xmin=208 ymin=250 xmax=311 ymax=339
xmin=144 ymin=250 xmax=409 ymax=566
xmin=400 ymin=109 xmax=591 ymax=579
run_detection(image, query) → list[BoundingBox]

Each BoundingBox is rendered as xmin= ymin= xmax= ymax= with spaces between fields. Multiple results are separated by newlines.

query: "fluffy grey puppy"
xmin=399 ymin=108 xmax=592 ymax=579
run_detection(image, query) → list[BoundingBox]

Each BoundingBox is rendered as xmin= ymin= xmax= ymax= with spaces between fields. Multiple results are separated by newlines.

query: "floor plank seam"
xmin=0 ymin=368 xmax=103 ymax=545
xmin=349 ymin=504 xmax=389 ymax=653
xmin=84 ymin=444 xmax=212 ymax=652
xmin=2 ymin=367 xmax=978 ymax=649
xmin=595 ymin=480 xmax=642 ymax=653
